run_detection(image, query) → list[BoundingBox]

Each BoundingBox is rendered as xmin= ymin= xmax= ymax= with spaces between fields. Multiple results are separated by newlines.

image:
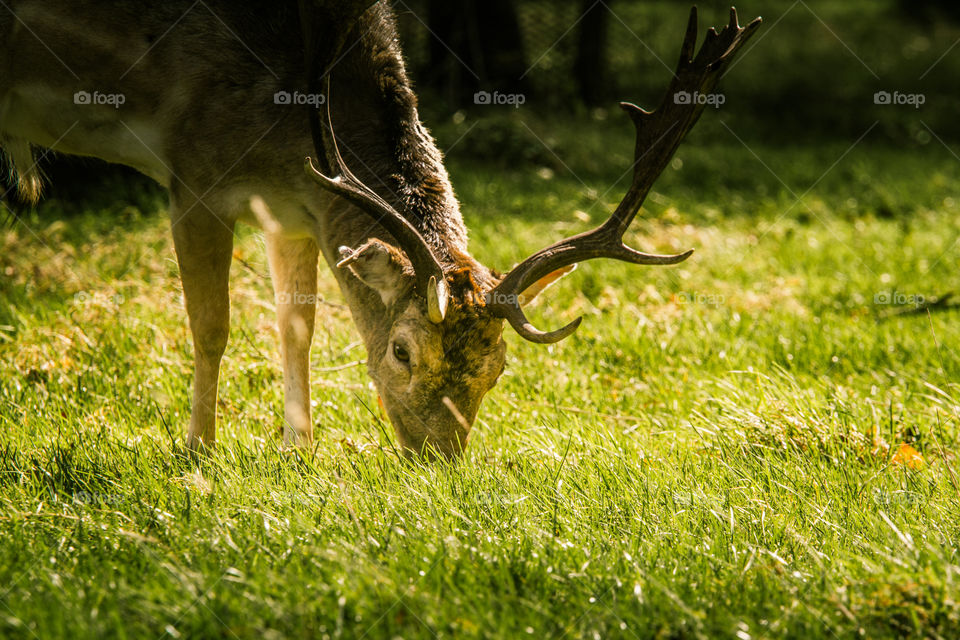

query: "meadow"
xmin=2 ymin=1 xmax=960 ymax=637
xmin=2 ymin=116 xmax=959 ymax=638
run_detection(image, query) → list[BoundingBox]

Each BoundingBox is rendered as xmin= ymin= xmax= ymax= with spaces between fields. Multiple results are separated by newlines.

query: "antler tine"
xmin=487 ymin=6 xmax=760 ymax=344
xmin=299 ymin=12 xmax=449 ymax=322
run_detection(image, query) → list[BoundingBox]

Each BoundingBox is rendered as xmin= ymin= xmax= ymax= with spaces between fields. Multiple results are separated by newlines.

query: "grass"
xmin=2 ymin=125 xmax=959 ymax=638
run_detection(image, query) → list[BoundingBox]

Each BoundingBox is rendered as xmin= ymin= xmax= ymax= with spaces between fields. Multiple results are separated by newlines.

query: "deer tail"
xmin=1 ymin=138 xmax=44 ymax=203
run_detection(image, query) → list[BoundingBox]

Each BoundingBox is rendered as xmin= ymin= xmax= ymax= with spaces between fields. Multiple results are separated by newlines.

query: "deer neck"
xmin=307 ymin=14 xmax=486 ymax=342
xmin=316 ymin=45 xmax=468 ymax=259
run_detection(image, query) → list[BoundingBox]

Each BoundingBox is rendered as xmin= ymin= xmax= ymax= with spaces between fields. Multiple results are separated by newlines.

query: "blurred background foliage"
xmin=4 ymin=0 xmax=959 ymax=214
xmin=398 ymin=0 xmax=960 ymax=141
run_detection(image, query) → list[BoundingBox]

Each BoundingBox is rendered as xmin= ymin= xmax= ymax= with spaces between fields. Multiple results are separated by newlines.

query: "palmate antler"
xmin=486 ymin=7 xmax=762 ymax=343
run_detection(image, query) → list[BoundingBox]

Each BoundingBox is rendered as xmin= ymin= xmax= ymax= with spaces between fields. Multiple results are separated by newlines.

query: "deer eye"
xmin=393 ymin=342 xmax=410 ymax=363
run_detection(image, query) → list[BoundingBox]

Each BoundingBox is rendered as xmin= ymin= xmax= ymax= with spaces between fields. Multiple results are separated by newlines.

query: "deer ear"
xmin=337 ymin=239 xmax=413 ymax=307
xmin=517 ymin=264 xmax=577 ymax=306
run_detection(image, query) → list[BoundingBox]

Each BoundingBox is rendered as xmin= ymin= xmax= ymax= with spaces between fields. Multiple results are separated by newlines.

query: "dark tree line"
xmin=900 ymin=0 xmax=960 ymax=22
xmin=420 ymin=0 xmax=610 ymax=106
xmin=416 ymin=0 xmax=960 ymax=108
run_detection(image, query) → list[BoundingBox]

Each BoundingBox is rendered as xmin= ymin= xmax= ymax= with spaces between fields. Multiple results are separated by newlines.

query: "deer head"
xmin=337 ymin=238 xmax=508 ymax=459
xmin=305 ymin=6 xmax=761 ymax=458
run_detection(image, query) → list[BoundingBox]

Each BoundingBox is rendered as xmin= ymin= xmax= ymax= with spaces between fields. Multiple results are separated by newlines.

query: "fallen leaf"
xmin=891 ymin=443 xmax=924 ymax=469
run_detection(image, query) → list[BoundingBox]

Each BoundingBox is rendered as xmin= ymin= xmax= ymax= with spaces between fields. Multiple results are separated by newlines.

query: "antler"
xmin=304 ymin=77 xmax=449 ymax=322
xmin=298 ymin=1 xmax=449 ymax=322
xmin=486 ymin=7 xmax=761 ymax=343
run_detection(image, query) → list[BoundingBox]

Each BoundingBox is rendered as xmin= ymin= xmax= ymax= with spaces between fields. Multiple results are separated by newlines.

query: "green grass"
xmin=3 ymin=121 xmax=960 ymax=638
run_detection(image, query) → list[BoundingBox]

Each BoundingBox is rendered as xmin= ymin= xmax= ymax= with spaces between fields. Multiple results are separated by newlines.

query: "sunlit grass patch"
xmin=2 ymin=135 xmax=960 ymax=638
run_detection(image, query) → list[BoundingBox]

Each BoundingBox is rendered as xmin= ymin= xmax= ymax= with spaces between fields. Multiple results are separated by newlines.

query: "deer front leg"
xmin=265 ymin=233 xmax=318 ymax=447
xmin=171 ymin=206 xmax=234 ymax=451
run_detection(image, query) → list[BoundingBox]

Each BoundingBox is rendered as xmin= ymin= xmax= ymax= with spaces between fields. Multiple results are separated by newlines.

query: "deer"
xmin=0 ymin=1 xmax=760 ymax=458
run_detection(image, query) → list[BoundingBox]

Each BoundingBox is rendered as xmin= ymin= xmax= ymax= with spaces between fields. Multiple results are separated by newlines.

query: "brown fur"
xmin=0 ymin=0 xmax=519 ymax=457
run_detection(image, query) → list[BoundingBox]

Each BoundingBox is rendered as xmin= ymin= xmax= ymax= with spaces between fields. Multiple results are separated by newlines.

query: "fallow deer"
xmin=0 ymin=1 xmax=760 ymax=458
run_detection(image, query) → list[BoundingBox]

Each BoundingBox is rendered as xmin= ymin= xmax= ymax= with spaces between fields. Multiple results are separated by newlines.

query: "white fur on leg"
xmin=264 ymin=228 xmax=319 ymax=448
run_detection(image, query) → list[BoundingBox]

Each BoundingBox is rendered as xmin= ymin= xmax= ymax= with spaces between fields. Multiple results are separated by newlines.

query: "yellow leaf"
xmin=891 ymin=443 xmax=924 ymax=469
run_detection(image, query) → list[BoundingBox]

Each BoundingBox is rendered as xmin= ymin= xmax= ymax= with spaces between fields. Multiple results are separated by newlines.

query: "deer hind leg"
xmin=265 ymin=233 xmax=318 ymax=447
xmin=171 ymin=203 xmax=235 ymax=451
